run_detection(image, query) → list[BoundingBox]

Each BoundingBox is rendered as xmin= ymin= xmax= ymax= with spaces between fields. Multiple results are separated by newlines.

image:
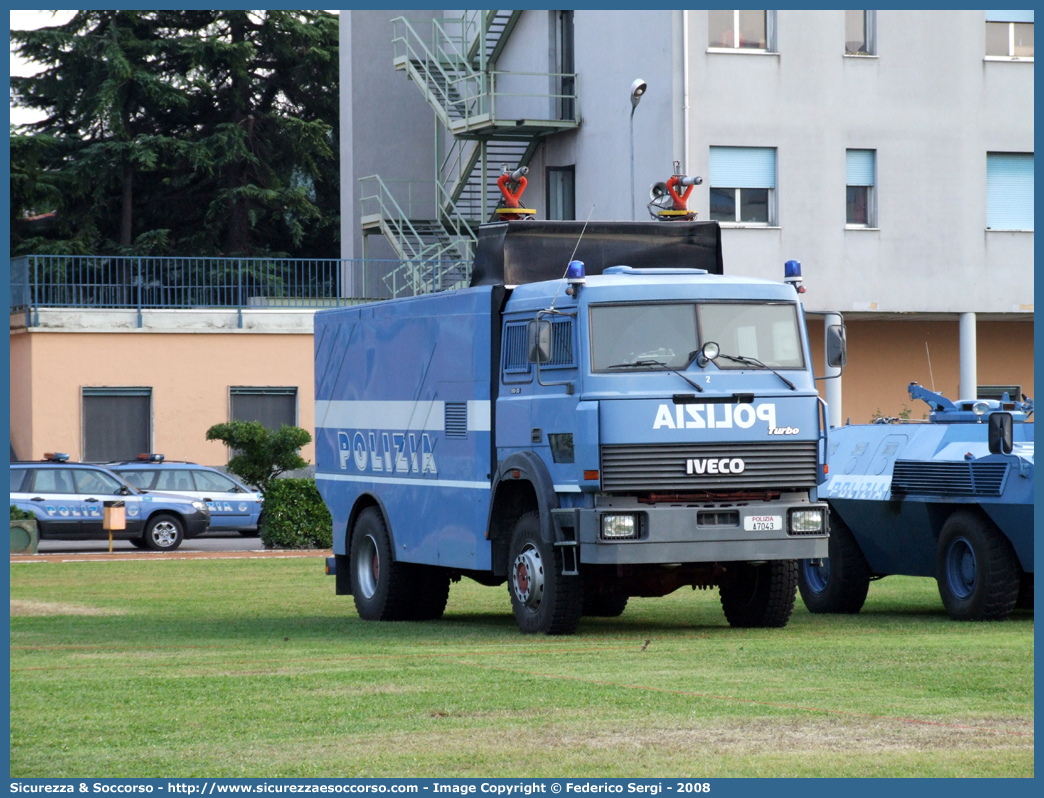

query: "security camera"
xmin=630 ymin=78 xmax=647 ymax=108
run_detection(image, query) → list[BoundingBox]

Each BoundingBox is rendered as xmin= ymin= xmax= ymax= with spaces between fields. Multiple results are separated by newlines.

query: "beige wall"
xmin=809 ymin=319 xmax=1034 ymax=425
xmin=10 ymin=331 xmax=33 ymax=461
xmin=10 ymin=330 xmax=315 ymax=465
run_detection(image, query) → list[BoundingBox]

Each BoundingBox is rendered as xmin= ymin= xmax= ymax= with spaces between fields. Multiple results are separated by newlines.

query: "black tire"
xmin=143 ymin=514 xmax=184 ymax=551
xmin=719 ymin=560 xmax=797 ymax=628
xmin=349 ymin=507 xmax=416 ymax=621
xmin=507 ymin=512 xmax=583 ymax=635
xmin=797 ymin=514 xmax=871 ymax=614
xmin=582 ymin=591 xmax=629 ymax=618
xmin=237 ymin=529 xmax=261 ymax=538
xmin=935 ymin=511 xmax=1020 ymax=621
xmin=1015 ymin=573 xmax=1033 ymax=610
xmin=128 ymin=537 xmax=147 ymax=549
xmin=409 ymin=566 xmax=451 ymax=621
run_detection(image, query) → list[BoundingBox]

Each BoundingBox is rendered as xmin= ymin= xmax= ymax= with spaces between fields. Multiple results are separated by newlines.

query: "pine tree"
xmin=11 ymin=10 xmax=339 ymax=257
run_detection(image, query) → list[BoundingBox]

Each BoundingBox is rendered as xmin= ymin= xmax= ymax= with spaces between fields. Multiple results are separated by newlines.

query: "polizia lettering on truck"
xmin=315 ymin=220 xmax=845 ymax=634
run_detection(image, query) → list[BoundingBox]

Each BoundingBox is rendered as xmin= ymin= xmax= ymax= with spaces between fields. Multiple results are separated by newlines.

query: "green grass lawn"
xmin=9 ymin=556 xmax=1034 ymax=778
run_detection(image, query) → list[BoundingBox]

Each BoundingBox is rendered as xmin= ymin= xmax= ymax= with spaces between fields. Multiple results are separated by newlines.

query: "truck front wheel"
xmin=350 ymin=507 xmax=416 ymax=621
xmin=507 ymin=513 xmax=583 ymax=635
xmin=797 ymin=515 xmax=871 ymax=614
xmin=935 ymin=511 xmax=1019 ymax=621
xmin=719 ymin=560 xmax=797 ymax=628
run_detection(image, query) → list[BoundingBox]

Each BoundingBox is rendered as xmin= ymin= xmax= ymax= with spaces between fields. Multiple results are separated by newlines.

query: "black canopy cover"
xmin=469 ymin=220 xmax=723 ymax=287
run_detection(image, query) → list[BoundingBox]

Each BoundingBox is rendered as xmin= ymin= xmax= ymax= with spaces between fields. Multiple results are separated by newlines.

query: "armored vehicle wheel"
xmin=349 ymin=507 xmax=416 ymax=621
xmin=1015 ymin=573 xmax=1033 ymax=610
xmin=143 ymin=514 xmax=184 ymax=551
xmin=797 ymin=515 xmax=871 ymax=614
xmin=935 ymin=511 xmax=1020 ymax=621
xmin=582 ymin=592 xmax=629 ymax=618
xmin=719 ymin=560 xmax=797 ymax=628
xmin=410 ymin=566 xmax=451 ymax=621
xmin=507 ymin=512 xmax=583 ymax=635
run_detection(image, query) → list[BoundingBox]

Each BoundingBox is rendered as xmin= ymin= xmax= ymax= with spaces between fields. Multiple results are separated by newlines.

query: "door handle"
xmin=203 ymin=497 xmax=213 ymax=502
xmin=31 ymin=497 xmax=44 ymax=502
xmin=85 ymin=498 xmax=99 ymax=502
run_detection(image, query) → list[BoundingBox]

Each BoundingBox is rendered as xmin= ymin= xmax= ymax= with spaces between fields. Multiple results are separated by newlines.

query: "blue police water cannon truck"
xmin=799 ymin=382 xmax=1033 ymax=621
xmin=315 ymin=220 xmax=838 ymax=634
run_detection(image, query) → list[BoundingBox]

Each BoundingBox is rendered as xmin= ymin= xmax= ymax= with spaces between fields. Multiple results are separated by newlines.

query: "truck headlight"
xmin=601 ymin=513 xmax=638 ymax=540
xmin=789 ymin=509 xmax=824 ymax=534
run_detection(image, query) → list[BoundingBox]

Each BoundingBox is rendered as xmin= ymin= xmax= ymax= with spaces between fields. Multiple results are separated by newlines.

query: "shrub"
xmin=260 ymin=478 xmax=332 ymax=549
xmin=11 ymin=505 xmax=36 ymax=521
xmin=204 ymin=420 xmax=311 ymax=497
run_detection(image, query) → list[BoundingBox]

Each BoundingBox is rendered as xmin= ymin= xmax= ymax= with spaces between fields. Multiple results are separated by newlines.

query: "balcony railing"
xmin=10 ymin=255 xmax=472 ymax=327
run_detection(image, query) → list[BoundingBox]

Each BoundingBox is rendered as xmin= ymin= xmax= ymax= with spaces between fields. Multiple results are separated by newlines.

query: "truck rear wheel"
xmin=349 ymin=507 xmax=415 ymax=621
xmin=797 ymin=514 xmax=871 ymax=614
xmin=719 ymin=560 xmax=797 ymax=628
xmin=410 ymin=567 xmax=451 ymax=621
xmin=935 ymin=511 xmax=1020 ymax=621
xmin=507 ymin=512 xmax=583 ymax=635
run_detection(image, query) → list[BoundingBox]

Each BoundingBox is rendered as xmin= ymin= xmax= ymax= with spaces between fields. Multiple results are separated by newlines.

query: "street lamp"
xmin=629 ymin=78 xmax=647 ymax=221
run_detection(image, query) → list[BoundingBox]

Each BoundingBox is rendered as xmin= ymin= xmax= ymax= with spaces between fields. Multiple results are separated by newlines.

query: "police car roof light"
xmin=43 ymin=452 xmax=70 ymax=462
xmin=137 ymin=453 xmax=165 ymax=462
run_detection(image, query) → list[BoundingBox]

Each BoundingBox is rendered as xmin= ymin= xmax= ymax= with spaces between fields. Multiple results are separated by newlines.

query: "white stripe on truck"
xmin=315 ymin=473 xmax=491 ymax=490
xmin=316 ymin=400 xmax=492 ymax=432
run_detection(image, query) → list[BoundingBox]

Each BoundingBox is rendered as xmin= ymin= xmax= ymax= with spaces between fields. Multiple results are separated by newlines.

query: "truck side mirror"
xmin=988 ymin=412 xmax=1013 ymax=455
xmin=527 ymin=319 xmax=552 ymax=363
xmin=826 ymin=324 xmax=847 ymax=370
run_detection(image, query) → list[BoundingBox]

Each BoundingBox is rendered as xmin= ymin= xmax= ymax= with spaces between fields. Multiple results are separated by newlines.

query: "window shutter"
xmin=709 ymin=147 xmax=777 ymax=189
xmin=846 ymin=150 xmax=875 ymax=186
xmin=985 ymin=11 xmax=1033 ymax=22
xmin=987 ymin=153 xmax=1034 ymax=231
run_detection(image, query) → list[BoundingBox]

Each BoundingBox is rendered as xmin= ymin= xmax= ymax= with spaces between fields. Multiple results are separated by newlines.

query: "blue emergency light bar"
xmin=137 ymin=453 xmax=165 ymax=462
xmin=43 ymin=452 xmax=70 ymax=462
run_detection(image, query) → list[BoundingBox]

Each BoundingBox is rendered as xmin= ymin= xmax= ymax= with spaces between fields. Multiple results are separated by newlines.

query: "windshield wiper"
xmin=716 ymin=354 xmax=796 ymax=391
xmin=607 ymin=360 xmax=704 ymax=392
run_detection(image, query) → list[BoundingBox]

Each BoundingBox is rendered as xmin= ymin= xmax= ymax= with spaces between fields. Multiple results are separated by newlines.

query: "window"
xmin=73 ymin=469 xmax=125 ymax=496
xmin=845 ymin=10 xmax=876 ymax=55
xmin=117 ymin=470 xmax=156 ymax=490
xmin=709 ymin=146 xmax=777 ymax=225
xmin=708 ymin=10 xmax=775 ymax=51
xmin=846 ymin=149 xmax=876 ymax=227
xmin=230 ymin=387 xmax=297 ymax=430
xmin=985 ymin=11 xmax=1033 ymax=59
xmin=11 ymin=468 xmax=29 ymax=493
xmin=82 ymin=387 xmax=151 ymax=463
xmin=699 ymin=303 xmax=804 ymax=370
xmin=546 ymin=166 xmax=576 ymax=220
xmin=590 ymin=303 xmax=698 ymax=371
xmin=978 ymin=385 xmax=1021 ymax=401
xmin=192 ymin=470 xmax=240 ymax=493
xmin=156 ymin=469 xmax=196 ymax=492
xmin=986 ymin=153 xmax=1034 ymax=231
xmin=554 ymin=11 xmax=575 ymax=120
xmin=32 ymin=468 xmax=76 ymax=494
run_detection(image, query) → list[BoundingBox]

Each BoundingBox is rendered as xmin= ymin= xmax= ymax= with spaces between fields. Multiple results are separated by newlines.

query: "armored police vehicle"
xmin=800 ymin=383 xmax=1033 ymax=621
xmin=315 ymin=221 xmax=837 ymax=634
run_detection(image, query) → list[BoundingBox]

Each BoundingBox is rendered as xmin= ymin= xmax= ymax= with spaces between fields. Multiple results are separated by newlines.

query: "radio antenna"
xmin=925 ymin=340 xmax=935 ymax=392
xmin=547 ymin=205 xmax=595 ymax=312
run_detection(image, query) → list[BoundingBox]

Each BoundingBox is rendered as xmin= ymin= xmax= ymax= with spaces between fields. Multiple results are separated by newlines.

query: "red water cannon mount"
xmin=648 ymin=160 xmax=702 ymax=221
xmin=494 ymin=165 xmax=536 ymax=221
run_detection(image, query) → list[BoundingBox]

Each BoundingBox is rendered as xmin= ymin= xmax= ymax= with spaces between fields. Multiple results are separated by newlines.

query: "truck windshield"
xmin=589 ymin=303 xmax=698 ymax=371
xmin=699 ymin=302 xmax=804 ymax=370
xmin=589 ymin=301 xmax=803 ymax=372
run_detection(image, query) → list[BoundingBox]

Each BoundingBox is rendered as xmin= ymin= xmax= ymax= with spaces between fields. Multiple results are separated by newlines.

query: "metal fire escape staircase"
xmin=360 ymin=11 xmax=578 ymax=291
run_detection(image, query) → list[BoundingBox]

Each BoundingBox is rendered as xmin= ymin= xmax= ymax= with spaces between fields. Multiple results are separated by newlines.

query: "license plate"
xmin=744 ymin=515 xmax=783 ymax=532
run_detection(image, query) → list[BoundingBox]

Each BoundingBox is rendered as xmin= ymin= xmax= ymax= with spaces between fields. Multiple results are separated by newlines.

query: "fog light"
xmin=601 ymin=514 xmax=638 ymax=540
xmin=790 ymin=509 xmax=824 ymax=534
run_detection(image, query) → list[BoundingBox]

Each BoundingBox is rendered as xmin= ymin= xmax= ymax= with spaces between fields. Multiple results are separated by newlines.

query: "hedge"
xmin=259 ymin=478 xmax=332 ymax=549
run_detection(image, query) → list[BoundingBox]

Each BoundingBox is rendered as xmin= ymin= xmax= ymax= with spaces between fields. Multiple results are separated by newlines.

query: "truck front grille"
xmin=600 ymin=441 xmax=819 ymax=493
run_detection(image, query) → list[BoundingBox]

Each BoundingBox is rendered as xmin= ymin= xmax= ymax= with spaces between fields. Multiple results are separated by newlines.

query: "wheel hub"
xmin=946 ymin=537 xmax=977 ymax=599
xmin=151 ymin=521 xmax=177 ymax=547
xmin=355 ymin=534 xmax=380 ymax=599
xmin=512 ymin=545 xmax=545 ymax=608
xmin=803 ymin=557 xmax=830 ymax=593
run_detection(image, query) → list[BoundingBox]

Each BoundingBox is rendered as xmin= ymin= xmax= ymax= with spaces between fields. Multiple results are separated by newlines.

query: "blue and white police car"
xmin=10 ymin=454 xmax=210 ymax=551
xmin=108 ymin=455 xmax=263 ymax=537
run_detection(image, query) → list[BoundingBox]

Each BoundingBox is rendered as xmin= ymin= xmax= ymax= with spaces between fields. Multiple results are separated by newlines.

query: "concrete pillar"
xmin=824 ymin=313 xmax=843 ymax=428
xmin=959 ymin=312 xmax=977 ymax=400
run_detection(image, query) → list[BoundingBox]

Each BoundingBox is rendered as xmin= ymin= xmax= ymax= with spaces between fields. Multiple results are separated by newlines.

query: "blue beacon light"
xmin=784 ymin=259 xmax=805 ymax=293
xmin=566 ymin=260 xmax=586 ymax=296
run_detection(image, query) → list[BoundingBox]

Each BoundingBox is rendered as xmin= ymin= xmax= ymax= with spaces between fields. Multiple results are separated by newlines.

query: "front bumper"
xmin=570 ymin=499 xmax=829 ymax=565
xmin=183 ymin=511 xmax=211 ymax=538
